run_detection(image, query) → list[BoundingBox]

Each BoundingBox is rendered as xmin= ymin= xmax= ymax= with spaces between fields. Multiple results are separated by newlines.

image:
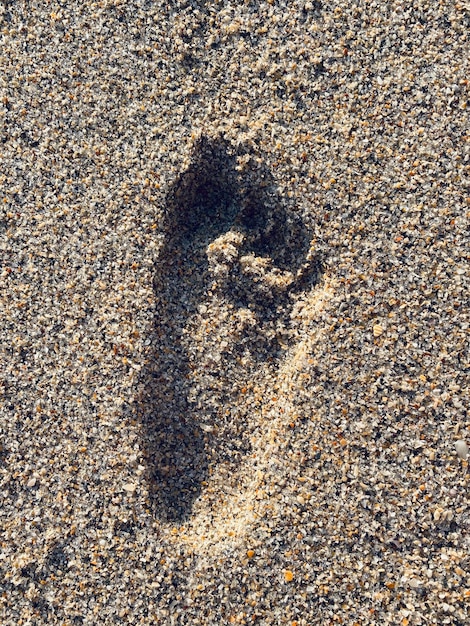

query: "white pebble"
xmin=455 ymin=440 xmax=469 ymax=460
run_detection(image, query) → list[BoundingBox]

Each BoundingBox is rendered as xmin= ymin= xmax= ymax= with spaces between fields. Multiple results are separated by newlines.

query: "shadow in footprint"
xmin=138 ymin=136 xmax=320 ymax=523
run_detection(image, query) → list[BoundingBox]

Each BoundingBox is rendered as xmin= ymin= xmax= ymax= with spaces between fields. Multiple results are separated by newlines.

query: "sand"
xmin=1 ymin=1 xmax=469 ymax=624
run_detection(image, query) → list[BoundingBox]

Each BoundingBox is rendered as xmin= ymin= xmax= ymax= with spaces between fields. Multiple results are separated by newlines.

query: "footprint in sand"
xmin=139 ymin=136 xmax=321 ymax=524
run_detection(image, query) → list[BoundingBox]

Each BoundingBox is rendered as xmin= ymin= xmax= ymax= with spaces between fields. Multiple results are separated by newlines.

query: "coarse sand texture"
xmin=1 ymin=1 xmax=469 ymax=625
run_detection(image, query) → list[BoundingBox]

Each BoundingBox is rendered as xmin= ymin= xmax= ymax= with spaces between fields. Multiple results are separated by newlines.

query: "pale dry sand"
xmin=1 ymin=1 xmax=469 ymax=624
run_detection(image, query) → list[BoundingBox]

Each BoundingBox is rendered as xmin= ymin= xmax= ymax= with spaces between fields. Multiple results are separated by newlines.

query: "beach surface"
xmin=1 ymin=1 xmax=469 ymax=624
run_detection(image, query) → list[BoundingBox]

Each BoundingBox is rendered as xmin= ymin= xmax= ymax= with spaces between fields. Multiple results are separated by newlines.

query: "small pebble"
xmin=455 ymin=440 xmax=469 ymax=460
